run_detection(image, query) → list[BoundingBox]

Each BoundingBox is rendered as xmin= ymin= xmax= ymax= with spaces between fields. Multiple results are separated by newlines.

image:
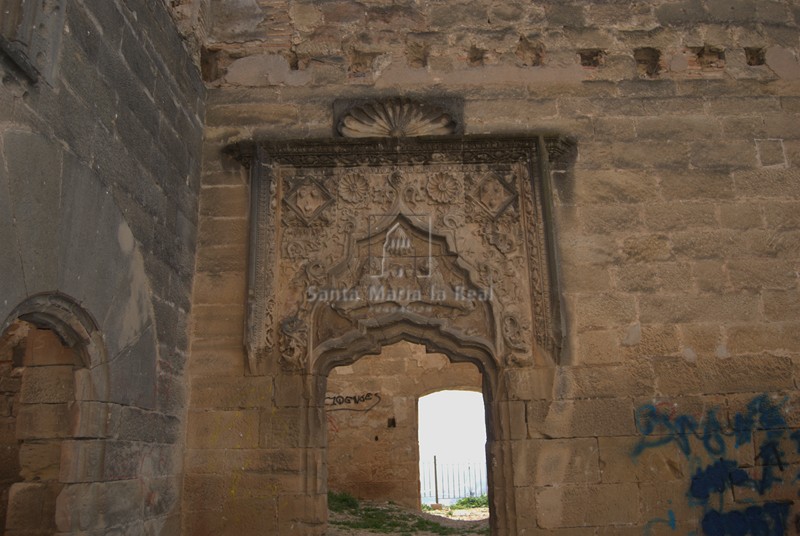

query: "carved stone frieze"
xmin=239 ymin=136 xmax=572 ymax=374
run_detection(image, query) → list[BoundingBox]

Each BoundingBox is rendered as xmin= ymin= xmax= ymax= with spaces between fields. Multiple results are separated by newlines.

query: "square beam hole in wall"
xmin=634 ymin=47 xmax=661 ymax=78
xmin=688 ymin=46 xmax=725 ymax=70
xmin=578 ymin=49 xmax=605 ymax=67
xmin=745 ymin=47 xmax=766 ymax=66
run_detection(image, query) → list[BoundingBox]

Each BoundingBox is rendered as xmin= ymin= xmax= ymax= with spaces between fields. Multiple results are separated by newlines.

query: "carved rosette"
xmin=339 ymin=173 xmax=369 ymax=204
xmin=338 ymin=98 xmax=456 ymax=138
xmin=426 ymin=172 xmax=460 ymax=203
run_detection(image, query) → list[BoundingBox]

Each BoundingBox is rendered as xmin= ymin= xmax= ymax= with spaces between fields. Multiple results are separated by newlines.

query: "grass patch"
xmin=330 ymin=503 xmax=488 ymax=535
xmin=451 ymin=495 xmax=488 ymax=509
xmin=328 ymin=490 xmax=359 ymax=513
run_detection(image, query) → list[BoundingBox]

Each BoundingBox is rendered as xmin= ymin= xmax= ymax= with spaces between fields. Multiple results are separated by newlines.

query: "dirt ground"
xmin=326 ymin=502 xmax=490 ymax=535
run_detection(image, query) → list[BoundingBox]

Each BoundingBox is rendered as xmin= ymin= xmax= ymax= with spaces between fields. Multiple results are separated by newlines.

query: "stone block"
xmin=611 ymin=141 xmax=690 ymax=169
xmin=639 ymin=293 xmax=760 ymax=324
xmin=570 ymin=169 xmax=660 ymax=205
xmin=638 ymin=481 xmax=702 ymax=532
xmin=719 ymin=202 xmax=764 ymax=229
xmin=727 ymin=323 xmax=800 ymax=354
xmin=690 ymin=140 xmax=757 ymax=170
xmin=620 ymin=234 xmax=673 ymax=263
xmin=260 ymin=407 xmax=302 ymax=449
xmin=659 ymin=170 xmax=733 ymax=200
xmin=18 ymin=440 xmax=61 ymax=480
xmin=691 ymin=260 xmax=728 ymax=293
xmin=514 ymin=438 xmax=600 ymax=487
xmin=574 ymin=293 xmax=637 ymax=331
xmin=5 ymin=481 xmax=60 ymax=531
xmin=191 ymin=305 xmax=246 ymax=340
xmin=3 ymin=130 xmax=62 ymax=292
xmin=762 ymin=289 xmax=800 ymax=321
xmin=187 ymin=339 xmax=247 ymax=376
xmin=193 ymin=271 xmax=247 ymax=306
xmin=652 ymin=355 xmax=794 ymax=396
xmin=22 ymin=329 xmax=76 ymax=367
xmin=765 ymin=201 xmax=800 ymax=229
xmin=679 ymin=323 xmax=723 ymax=359
xmin=580 ymin=205 xmax=642 ymax=235
xmin=734 ymin=168 xmax=800 ymax=198
xmin=195 ymin=243 xmax=249 ymax=273
xmin=728 ymin=260 xmax=797 ymax=291
xmin=536 ymin=482 xmax=639 ymax=528
xmin=186 ymin=410 xmax=260 ymax=449
xmin=206 ymin=103 xmax=300 ymax=128
xmin=559 ymin=264 xmax=612 ymax=293
xmin=198 ymin=216 xmax=250 ymax=247
xmin=60 ymin=440 xmax=141 ymax=482
xmin=636 ymin=115 xmax=721 ymax=141
xmin=183 ymin=473 xmax=227 ymax=511
xmin=622 ymin=324 xmax=679 ymax=361
xmin=191 ymin=375 xmax=273 ymax=409
xmin=643 ymin=202 xmax=717 ymax=232
xmin=576 ymin=330 xmax=621 ymax=365
xmin=19 ymin=365 xmax=75 ymax=404
xmin=599 ymin=435 xmax=689 ymax=484
xmin=539 ymin=398 xmax=637 ymax=438
xmin=16 ymin=403 xmax=70 ymax=439
xmin=221 ymin=497 xmax=279 ymax=535
xmin=199 ymin=184 xmax=250 ymax=219
xmin=181 ymin=508 xmax=226 ymax=536
xmin=556 ymin=361 xmax=655 ymax=399
xmin=502 ymin=368 xmax=554 ymax=401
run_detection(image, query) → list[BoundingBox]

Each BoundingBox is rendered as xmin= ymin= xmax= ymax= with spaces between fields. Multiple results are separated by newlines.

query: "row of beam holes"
xmin=577 ymin=47 xmax=766 ymax=74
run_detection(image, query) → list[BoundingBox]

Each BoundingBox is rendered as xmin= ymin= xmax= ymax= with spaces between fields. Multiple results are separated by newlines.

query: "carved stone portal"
xmin=237 ymin=136 xmax=572 ymax=376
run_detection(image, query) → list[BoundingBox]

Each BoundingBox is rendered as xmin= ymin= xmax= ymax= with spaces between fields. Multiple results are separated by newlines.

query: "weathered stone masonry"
xmin=0 ymin=0 xmax=204 ymax=533
xmin=1 ymin=0 xmax=800 ymax=535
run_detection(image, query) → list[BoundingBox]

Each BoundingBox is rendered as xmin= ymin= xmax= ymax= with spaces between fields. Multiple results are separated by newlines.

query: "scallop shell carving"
xmin=338 ymin=98 xmax=456 ymax=138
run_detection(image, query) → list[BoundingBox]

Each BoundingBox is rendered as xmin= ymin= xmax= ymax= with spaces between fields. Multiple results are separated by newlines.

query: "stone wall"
xmin=326 ymin=341 xmax=482 ymax=509
xmin=0 ymin=0 xmax=204 ymax=533
xmin=189 ymin=1 xmax=800 ymax=534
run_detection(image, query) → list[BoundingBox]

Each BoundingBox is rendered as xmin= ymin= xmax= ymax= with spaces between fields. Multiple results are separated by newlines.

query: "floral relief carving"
xmin=426 ymin=172 xmax=460 ymax=204
xmin=279 ymin=316 xmax=308 ymax=371
xmin=241 ymin=136 xmax=572 ymax=374
xmin=339 ymin=173 xmax=369 ymax=204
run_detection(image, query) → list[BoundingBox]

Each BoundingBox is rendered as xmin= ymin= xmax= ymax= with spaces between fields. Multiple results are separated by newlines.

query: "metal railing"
xmin=419 ymin=456 xmax=487 ymax=504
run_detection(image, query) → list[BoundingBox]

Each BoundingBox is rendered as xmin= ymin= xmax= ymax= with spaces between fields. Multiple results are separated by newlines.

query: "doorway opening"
xmin=418 ymin=389 xmax=488 ymax=513
xmin=324 ymin=341 xmax=487 ymax=522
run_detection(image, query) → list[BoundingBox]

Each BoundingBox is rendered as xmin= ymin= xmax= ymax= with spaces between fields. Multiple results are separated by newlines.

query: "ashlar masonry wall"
xmin=0 ymin=0 xmax=204 ymax=533
xmin=188 ymin=1 xmax=800 ymax=534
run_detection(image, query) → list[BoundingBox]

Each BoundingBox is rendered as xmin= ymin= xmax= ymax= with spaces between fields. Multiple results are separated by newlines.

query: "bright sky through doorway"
xmin=418 ymin=390 xmax=486 ymax=464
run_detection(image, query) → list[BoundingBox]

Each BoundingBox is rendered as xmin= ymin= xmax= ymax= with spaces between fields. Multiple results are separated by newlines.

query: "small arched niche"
xmin=0 ymin=320 xmax=79 ymax=534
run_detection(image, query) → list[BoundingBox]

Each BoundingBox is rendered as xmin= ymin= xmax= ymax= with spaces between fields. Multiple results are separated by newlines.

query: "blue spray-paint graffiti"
xmin=632 ymin=394 xmax=798 ymax=536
